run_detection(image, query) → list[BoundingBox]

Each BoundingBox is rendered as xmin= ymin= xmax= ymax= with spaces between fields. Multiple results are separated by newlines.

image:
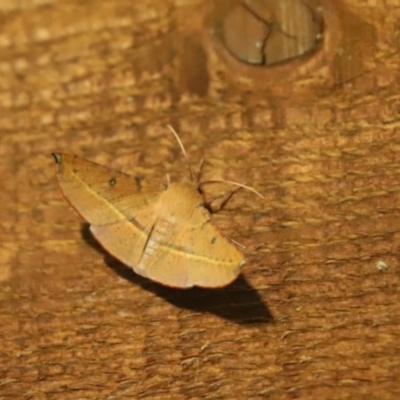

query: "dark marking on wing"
xmin=109 ymin=177 xmax=117 ymax=187
xmin=135 ymin=176 xmax=144 ymax=191
xmin=52 ymin=153 xmax=62 ymax=164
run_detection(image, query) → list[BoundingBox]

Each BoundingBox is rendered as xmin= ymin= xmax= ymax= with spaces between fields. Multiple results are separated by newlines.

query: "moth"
xmin=52 ymin=126 xmax=262 ymax=288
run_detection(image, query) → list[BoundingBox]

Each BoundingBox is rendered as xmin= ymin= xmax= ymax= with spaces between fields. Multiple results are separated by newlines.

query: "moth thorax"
xmin=162 ymin=182 xmax=203 ymax=210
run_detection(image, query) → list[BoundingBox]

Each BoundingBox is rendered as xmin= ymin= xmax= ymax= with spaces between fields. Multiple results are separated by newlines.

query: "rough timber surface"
xmin=0 ymin=0 xmax=399 ymax=399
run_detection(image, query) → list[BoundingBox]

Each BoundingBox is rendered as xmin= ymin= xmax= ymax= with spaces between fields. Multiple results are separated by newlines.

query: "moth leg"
xmin=205 ymin=186 xmax=243 ymax=214
xmin=229 ymin=236 xmax=246 ymax=249
xmin=139 ymin=217 xmax=175 ymax=264
xmin=140 ymin=220 xmax=157 ymax=261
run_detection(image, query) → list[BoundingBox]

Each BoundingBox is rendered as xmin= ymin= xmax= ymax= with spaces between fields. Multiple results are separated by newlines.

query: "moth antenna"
xmin=199 ymin=179 xmax=264 ymax=199
xmin=167 ymin=124 xmax=194 ymax=181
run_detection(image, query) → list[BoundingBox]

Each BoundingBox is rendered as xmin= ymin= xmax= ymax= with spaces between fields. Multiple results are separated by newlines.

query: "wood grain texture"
xmin=0 ymin=0 xmax=399 ymax=399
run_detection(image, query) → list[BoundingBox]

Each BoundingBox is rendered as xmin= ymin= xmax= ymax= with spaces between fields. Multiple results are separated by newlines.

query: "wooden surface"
xmin=1 ymin=0 xmax=399 ymax=398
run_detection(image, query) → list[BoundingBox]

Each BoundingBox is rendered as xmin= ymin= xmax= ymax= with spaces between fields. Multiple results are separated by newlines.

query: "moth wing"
xmin=89 ymin=207 xmax=158 ymax=272
xmin=139 ymin=206 xmax=244 ymax=288
xmin=53 ymin=154 xmax=244 ymax=288
xmin=184 ymin=208 xmax=245 ymax=288
xmin=53 ymin=153 xmax=163 ymax=225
